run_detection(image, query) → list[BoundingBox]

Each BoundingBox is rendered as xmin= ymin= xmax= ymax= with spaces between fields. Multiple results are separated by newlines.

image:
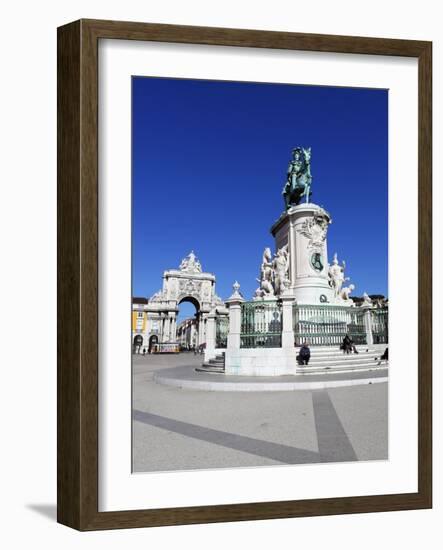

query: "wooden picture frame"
xmin=57 ymin=19 xmax=432 ymax=530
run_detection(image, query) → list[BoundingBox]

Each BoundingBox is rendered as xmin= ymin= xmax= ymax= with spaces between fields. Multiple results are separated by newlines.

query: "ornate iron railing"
xmin=240 ymin=300 xmax=282 ymax=348
xmin=293 ymin=304 xmax=367 ymax=346
xmin=370 ymin=307 xmax=389 ymax=344
xmin=215 ymin=316 xmax=229 ymax=348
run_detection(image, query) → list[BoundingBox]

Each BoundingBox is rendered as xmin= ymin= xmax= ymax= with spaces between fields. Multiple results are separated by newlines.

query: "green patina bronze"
xmin=282 ymin=146 xmax=313 ymax=208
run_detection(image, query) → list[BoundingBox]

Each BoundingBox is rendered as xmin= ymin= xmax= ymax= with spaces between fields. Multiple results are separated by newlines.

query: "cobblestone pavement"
xmin=132 ymin=352 xmax=388 ymax=472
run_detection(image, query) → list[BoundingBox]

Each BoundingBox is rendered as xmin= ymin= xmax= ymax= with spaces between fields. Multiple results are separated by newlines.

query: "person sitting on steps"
xmin=341 ymin=334 xmax=359 ymax=354
xmin=297 ymin=341 xmax=311 ymax=366
xmin=375 ymin=347 xmax=388 ymax=365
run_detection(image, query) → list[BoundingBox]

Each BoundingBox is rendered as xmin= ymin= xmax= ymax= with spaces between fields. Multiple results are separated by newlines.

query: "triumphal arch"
xmin=132 ymin=252 xmax=227 ymax=351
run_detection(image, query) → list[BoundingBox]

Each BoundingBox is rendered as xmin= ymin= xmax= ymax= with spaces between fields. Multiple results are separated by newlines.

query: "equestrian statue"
xmin=282 ymin=147 xmax=313 ymax=209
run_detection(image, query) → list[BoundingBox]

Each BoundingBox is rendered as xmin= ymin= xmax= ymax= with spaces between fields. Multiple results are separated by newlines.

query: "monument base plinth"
xmin=225 ymin=347 xmax=298 ymax=376
xmin=271 ymin=202 xmax=335 ymax=305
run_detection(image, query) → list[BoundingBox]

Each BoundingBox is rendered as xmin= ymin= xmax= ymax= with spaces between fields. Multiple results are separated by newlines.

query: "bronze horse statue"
xmin=282 ymin=147 xmax=312 ymax=209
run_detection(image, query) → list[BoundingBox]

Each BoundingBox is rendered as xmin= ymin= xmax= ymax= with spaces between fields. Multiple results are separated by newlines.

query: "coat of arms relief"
xmin=297 ymin=212 xmax=330 ymax=249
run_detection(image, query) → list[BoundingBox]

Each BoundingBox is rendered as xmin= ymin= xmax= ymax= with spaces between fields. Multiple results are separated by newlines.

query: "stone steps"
xmin=197 ymin=353 xmax=225 ymax=374
xmin=302 ymin=346 xmax=384 ymax=357
xmin=196 ymin=365 xmax=225 ymax=374
xmin=307 ymin=354 xmax=379 ymax=365
xmin=296 ymin=346 xmax=388 ymax=374
xmin=297 ymin=362 xmax=388 ymax=375
xmin=196 ymin=349 xmax=387 ymax=376
xmin=306 ymin=359 xmax=382 ymax=369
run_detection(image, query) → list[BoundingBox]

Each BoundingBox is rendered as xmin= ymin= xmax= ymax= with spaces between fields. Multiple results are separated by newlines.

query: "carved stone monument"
xmin=220 ymin=146 xmax=387 ymax=376
xmin=270 ymin=202 xmax=334 ymax=304
xmin=268 ymin=148 xmax=356 ymax=306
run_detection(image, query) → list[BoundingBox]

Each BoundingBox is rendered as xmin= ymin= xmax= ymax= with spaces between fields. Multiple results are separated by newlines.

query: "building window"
xmin=137 ymin=312 xmax=144 ymax=318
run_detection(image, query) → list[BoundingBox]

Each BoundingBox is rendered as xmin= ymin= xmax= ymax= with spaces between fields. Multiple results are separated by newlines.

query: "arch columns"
xmin=204 ymin=310 xmax=217 ymax=361
xmin=169 ymin=312 xmax=177 ymax=342
xmin=162 ymin=315 xmax=170 ymax=342
xmin=197 ymin=312 xmax=207 ymax=346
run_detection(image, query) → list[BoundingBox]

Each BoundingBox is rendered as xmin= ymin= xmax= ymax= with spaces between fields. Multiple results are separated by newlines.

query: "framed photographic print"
xmin=57 ymin=19 xmax=432 ymax=530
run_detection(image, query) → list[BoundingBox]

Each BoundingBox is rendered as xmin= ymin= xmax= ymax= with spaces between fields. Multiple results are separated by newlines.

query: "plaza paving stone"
xmin=132 ymin=352 xmax=388 ymax=472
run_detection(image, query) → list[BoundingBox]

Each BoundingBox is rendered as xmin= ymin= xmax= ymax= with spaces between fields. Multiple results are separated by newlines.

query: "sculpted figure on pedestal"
xmin=362 ymin=292 xmax=373 ymax=307
xmin=253 ymin=286 xmax=265 ymax=299
xmin=257 ymin=247 xmax=275 ymax=297
xmin=179 ymin=256 xmax=188 ymax=270
xmin=340 ymin=283 xmax=355 ymax=302
xmin=273 ymin=244 xmax=290 ymax=295
xmin=282 ymin=146 xmax=313 ymax=208
xmin=179 ymin=251 xmax=202 ymax=273
xmin=328 ymin=253 xmax=349 ymax=300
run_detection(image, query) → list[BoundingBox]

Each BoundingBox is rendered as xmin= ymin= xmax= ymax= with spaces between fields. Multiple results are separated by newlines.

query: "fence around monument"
xmin=370 ymin=307 xmax=389 ymax=344
xmin=236 ymin=300 xmax=388 ymax=348
xmin=292 ymin=304 xmax=388 ymax=346
xmin=240 ymin=300 xmax=282 ymax=348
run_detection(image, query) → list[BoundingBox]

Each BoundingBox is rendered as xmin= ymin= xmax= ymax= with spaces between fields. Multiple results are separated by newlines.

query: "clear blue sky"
xmin=132 ymin=77 xmax=388 ymax=319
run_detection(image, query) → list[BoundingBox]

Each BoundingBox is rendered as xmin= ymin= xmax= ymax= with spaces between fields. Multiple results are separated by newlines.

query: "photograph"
xmin=53 ymin=11 xmax=432 ymax=533
xmin=131 ymin=76 xmax=389 ymax=473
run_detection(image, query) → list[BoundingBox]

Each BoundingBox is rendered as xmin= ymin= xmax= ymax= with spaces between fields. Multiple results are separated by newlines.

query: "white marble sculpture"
xmin=273 ymin=244 xmax=290 ymax=295
xmin=297 ymin=212 xmax=329 ymax=249
xmin=362 ymin=292 xmax=373 ymax=307
xmin=179 ymin=250 xmax=202 ymax=273
xmin=328 ymin=253 xmax=349 ymax=300
xmin=253 ymin=286 xmax=265 ymax=300
xmin=340 ymin=283 xmax=355 ymax=302
xmin=257 ymin=247 xmax=275 ymax=297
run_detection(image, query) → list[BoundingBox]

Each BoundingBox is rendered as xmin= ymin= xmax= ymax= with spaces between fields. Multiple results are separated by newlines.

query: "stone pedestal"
xmin=204 ymin=311 xmax=217 ymax=361
xmin=281 ymin=292 xmax=296 ymax=349
xmin=226 ymin=304 xmax=242 ymax=350
xmin=271 ymin=203 xmax=334 ymax=305
xmin=224 ymin=348 xmax=298 ymax=376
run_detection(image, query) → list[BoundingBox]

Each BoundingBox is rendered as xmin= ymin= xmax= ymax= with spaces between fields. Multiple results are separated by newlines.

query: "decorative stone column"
xmin=363 ymin=308 xmax=374 ymax=346
xmin=204 ymin=309 xmax=217 ymax=362
xmin=197 ymin=312 xmax=206 ymax=347
xmin=200 ymin=313 xmax=208 ymax=344
xmin=163 ymin=315 xmax=170 ymax=343
xmin=280 ymin=292 xmax=296 ymax=349
xmin=226 ymin=281 xmax=245 ymax=351
xmin=190 ymin=322 xmax=196 ymax=348
xmin=169 ymin=312 xmax=177 ymax=342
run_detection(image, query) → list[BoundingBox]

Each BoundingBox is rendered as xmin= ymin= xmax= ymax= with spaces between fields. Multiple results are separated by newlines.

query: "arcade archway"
xmin=133 ymin=334 xmax=143 ymax=354
xmin=137 ymin=252 xmax=228 ymax=349
xmin=148 ymin=334 xmax=158 ymax=353
xmin=176 ymin=296 xmax=202 ymax=350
